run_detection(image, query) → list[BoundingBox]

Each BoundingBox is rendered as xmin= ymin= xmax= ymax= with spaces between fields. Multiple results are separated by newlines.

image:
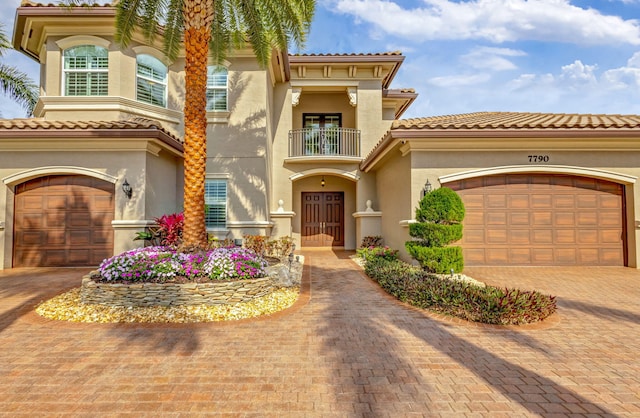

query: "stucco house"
xmin=2 ymin=2 xmax=640 ymax=269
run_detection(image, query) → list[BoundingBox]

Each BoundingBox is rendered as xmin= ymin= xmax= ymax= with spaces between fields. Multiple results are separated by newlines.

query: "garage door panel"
xmin=577 ymin=212 xmax=597 ymax=226
xmin=486 ymin=229 xmax=507 ymax=244
xmin=532 ymin=212 xmax=552 ymax=226
xmin=555 ymin=230 xmax=576 ymax=244
xmin=510 ymin=229 xmax=531 ymax=244
xmin=556 ymin=248 xmax=578 ymax=264
xmin=578 ymin=229 xmax=599 ymax=244
xmin=577 ymin=195 xmax=597 ymax=208
xmin=531 ymin=194 xmax=552 ymax=208
xmin=13 ymin=175 xmax=114 ymax=267
xmin=487 ymin=195 xmax=507 ymax=208
xmin=487 ymin=212 xmax=506 ymax=224
xmin=449 ymin=174 xmax=625 ymax=266
xmin=486 ymin=248 xmax=509 ymax=264
xmin=509 ymin=249 xmax=531 ymax=263
xmin=46 ymin=230 xmax=66 ymax=245
xmin=532 ymin=248 xmax=554 ymax=264
xmin=531 ymin=229 xmax=553 ymax=245
xmin=554 ymin=195 xmax=576 ymax=208
xmin=69 ymin=213 xmax=92 ymax=228
xmin=600 ymin=211 xmax=623 ymax=226
xmin=510 ymin=212 xmax=530 ymax=225
xmin=464 ymin=229 xmax=485 ymax=243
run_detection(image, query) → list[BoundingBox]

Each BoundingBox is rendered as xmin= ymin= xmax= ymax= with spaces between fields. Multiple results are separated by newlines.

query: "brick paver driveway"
xmin=1 ymin=251 xmax=639 ymax=417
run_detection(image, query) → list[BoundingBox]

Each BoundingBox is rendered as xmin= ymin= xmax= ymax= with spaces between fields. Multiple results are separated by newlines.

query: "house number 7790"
xmin=528 ymin=155 xmax=549 ymax=163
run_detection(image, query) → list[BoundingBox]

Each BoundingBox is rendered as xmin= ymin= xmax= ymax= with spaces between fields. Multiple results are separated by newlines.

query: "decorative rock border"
xmin=80 ymin=275 xmax=275 ymax=307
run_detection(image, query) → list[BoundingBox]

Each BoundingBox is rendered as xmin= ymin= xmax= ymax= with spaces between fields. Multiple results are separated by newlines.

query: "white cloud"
xmin=559 ymin=60 xmax=598 ymax=85
xmin=428 ymin=73 xmax=491 ymax=87
xmin=461 ymin=46 xmax=526 ymax=71
xmin=332 ymin=0 xmax=640 ymax=45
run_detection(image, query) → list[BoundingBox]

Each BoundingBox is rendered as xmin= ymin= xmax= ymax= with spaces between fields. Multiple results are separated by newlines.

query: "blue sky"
xmin=2 ymin=0 xmax=640 ymax=119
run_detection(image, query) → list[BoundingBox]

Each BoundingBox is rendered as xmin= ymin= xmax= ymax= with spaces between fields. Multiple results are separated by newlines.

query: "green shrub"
xmin=415 ymin=187 xmax=465 ymax=224
xmin=409 ymin=223 xmax=463 ymax=247
xmin=406 ymin=242 xmax=464 ymax=274
xmin=363 ymin=257 xmax=556 ymax=325
xmin=407 ymin=187 xmax=465 ymax=274
xmin=357 ymin=246 xmax=399 ymax=262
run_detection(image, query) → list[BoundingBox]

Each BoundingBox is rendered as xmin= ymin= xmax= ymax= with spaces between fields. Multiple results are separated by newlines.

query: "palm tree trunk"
xmin=182 ymin=0 xmax=212 ymax=248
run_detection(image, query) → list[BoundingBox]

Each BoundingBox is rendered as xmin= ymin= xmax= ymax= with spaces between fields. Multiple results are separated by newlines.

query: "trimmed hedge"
xmin=408 ymin=223 xmax=463 ymax=247
xmin=405 ymin=243 xmax=464 ymax=274
xmin=364 ymin=257 xmax=557 ymax=325
xmin=415 ymin=187 xmax=465 ymax=224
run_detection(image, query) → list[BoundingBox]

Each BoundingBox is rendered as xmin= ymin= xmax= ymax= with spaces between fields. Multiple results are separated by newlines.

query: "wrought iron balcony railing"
xmin=288 ymin=128 xmax=361 ymax=158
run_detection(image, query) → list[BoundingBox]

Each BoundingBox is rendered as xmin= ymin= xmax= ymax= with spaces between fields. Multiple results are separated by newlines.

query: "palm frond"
xmin=0 ymin=64 xmax=39 ymax=116
xmin=115 ymin=0 xmax=145 ymax=47
xmin=163 ymin=0 xmax=185 ymax=62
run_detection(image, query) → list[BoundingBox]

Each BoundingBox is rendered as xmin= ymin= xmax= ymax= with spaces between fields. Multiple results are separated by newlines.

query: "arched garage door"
xmin=447 ymin=174 xmax=626 ymax=266
xmin=13 ymin=175 xmax=114 ymax=267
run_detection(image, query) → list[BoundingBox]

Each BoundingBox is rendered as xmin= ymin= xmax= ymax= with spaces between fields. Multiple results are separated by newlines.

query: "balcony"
xmin=288 ymin=128 xmax=361 ymax=160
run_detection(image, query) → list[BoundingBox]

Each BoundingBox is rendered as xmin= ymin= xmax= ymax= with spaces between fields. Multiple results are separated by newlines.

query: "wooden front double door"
xmin=301 ymin=192 xmax=344 ymax=247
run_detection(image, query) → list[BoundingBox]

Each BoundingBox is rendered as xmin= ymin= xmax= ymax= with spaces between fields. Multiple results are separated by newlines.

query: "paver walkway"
xmin=0 ymin=250 xmax=639 ymax=417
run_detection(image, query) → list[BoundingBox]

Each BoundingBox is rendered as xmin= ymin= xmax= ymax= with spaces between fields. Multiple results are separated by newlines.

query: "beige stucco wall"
xmin=374 ymin=151 xmax=413 ymax=258
xmin=204 ymin=57 xmax=271 ymax=239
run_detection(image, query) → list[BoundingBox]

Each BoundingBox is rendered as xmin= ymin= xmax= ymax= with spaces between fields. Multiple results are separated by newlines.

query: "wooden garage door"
xmin=448 ymin=174 xmax=625 ymax=266
xmin=13 ymin=175 xmax=114 ymax=267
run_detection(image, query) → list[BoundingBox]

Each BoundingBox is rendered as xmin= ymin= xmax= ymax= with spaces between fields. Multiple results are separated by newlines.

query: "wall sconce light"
xmin=421 ymin=179 xmax=432 ymax=198
xmin=122 ymin=179 xmax=133 ymax=199
xmin=321 ymin=176 xmax=325 ymax=187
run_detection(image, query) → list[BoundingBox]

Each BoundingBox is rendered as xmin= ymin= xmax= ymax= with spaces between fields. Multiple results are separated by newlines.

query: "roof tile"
xmin=0 ymin=117 xmax=181 ymax=142
xmin=391 ymin=112 xmax=640 ymax=130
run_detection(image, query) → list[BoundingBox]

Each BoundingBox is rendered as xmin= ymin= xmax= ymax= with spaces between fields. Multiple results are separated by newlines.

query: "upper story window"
xmin=206 ymin=66 xmax=228 ymax=111
xmin=63 ymin=45 xmax=108 ymax=96
xmin=136 ymin=54 xmax=167 ymax=107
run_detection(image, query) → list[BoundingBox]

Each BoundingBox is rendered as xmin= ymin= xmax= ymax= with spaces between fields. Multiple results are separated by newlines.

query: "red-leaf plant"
xmin=155 ymin=212 xmax=184 ymax=246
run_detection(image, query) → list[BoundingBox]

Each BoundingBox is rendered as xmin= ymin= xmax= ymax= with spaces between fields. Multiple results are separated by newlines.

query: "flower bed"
xmin=83 ymin=246 xmax=276 ymax=307
xmin=98 ymin=246 xmax=267 ymax=283
xmin=80 ymin=275 xmax=275 ymax=307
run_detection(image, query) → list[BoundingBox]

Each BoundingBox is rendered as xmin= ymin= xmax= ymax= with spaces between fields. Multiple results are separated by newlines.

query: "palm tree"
xmin=0 ymin=25 xmax=38 ymax=116
xmin=115 ymin=0 xmax=315 ymax=248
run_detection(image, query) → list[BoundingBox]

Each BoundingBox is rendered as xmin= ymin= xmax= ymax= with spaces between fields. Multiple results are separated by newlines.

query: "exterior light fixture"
xmin=122 ymin=179 xmax=133 ymax=199
xmin=321 ymin=176 xmax=325 ymax=187
xmin=421 ymin=179 xmax=432 ymax=197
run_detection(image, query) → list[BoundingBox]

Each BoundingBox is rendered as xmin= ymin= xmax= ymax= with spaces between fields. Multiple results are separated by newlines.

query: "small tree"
xmin=405 ymin=187 xmax=465 ymax=273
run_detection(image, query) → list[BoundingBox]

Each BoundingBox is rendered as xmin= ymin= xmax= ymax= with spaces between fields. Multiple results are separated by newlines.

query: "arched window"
xmin=206 ymin=65 xmax=228 ymax=111
xmin=136 ymin=54 xmax=167 ymax=107
xmin=63 ymin=45 xmax=108 ymax=96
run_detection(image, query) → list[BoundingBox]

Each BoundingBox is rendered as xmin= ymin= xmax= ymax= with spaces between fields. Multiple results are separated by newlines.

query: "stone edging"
xmin=80 ymin=274 xmax=275 ymax=307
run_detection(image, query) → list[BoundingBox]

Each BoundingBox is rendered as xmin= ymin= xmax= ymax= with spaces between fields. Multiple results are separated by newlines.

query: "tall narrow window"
xmin=136 ymin=54 xmax=167 ymax=107
xmin=206 ymin=66 xmax=228 ymax=111
xmin=205 ymin=179 xmax=227 ymax=228
xmin=63 ymin=45 xmax=108 ymax=96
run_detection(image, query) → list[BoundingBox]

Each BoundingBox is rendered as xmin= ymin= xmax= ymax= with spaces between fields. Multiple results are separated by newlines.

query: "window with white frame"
xmin=205 ymin=179 xmax=227 ymax=228
xmin=63 ymin=45 xmax=108 ymax=96
xmin=206 ymin=65 xmax=228 ymax=111
xmin=136 ymin=54 xmax=167 ymax=107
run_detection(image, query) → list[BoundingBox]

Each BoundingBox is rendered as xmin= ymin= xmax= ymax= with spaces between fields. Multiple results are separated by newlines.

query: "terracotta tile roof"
xmin=392 ymin=112 xmax=640 ymax=130
xmin=0 ymin=117 xmax=182 ymax=145
xmin=290 ymin=51 xmax=403 ymax=57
